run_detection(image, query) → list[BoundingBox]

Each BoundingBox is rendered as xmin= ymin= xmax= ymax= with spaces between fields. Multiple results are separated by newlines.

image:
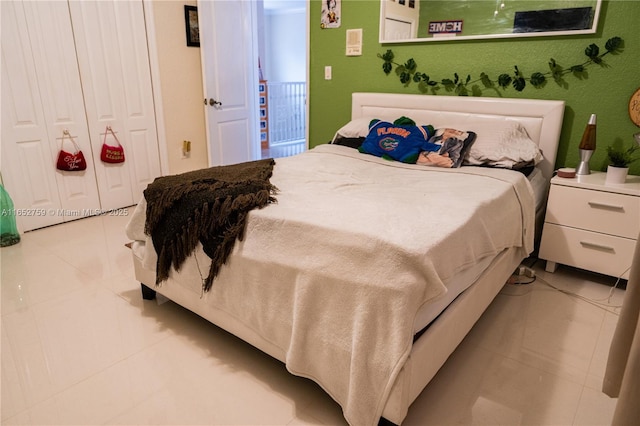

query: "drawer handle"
xmin=587 ymin=201 xmax=624 ymax=211
xmin=580 ymin=241 xmax=615 ymax=252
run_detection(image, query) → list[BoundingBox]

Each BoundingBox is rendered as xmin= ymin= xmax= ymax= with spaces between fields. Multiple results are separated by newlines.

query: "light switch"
xmin=325 ymin=66 xmax=332 ymax=80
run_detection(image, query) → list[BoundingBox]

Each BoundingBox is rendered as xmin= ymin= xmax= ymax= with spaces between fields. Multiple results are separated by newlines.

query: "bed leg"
xmin=378 ymin=417 xmax=399 ymax=426
xmin=141 ymin=283 xmax=157 ymax=300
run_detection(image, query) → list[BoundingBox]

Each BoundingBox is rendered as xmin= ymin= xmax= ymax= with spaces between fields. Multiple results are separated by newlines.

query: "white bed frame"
xmin=132 ymin=93 xmax=565 ymax=424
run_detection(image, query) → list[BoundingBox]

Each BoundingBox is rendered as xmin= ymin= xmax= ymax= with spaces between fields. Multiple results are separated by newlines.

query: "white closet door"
xmin=22 ymin=1 xmax=102 ymax=218
xmin=1 ymin=2 xmax=69 ymax=231
xmin=69 ymin=0 xmax=161 ymax=210
xmin=1 ymin=1 xmax=62 ymax=231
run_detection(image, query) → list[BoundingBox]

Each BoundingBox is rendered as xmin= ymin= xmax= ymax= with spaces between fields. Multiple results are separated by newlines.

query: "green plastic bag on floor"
xmin=0 ymin=184 xmax=20 ymax=247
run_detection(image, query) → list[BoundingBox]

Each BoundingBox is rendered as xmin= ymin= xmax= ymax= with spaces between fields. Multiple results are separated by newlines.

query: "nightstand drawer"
xmin=545 ymin=185 xmax=639 ymax=239
xmin=539 ymin=224 xmax=635 ymax=279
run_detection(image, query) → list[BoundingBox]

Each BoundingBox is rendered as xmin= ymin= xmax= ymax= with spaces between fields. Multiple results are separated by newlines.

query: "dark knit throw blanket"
xmin=143 ymin=158 xmax=277 ymax=292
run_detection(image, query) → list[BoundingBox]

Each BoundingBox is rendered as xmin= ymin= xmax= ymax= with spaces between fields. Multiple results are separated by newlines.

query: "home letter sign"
xmin=428 ymin=20 xmax=463 ymax=34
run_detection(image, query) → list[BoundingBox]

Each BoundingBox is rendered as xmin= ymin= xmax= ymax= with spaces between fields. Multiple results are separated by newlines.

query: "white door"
xmin=198 ymin=0 xmax=260 ymax=166
xmin=69 ymin=0 xmax=162 ymax=209
xmin=1 ymin=1 xmax=100 ymax=231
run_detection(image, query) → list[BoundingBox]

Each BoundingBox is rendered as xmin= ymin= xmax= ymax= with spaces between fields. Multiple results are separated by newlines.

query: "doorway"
xmin=198 ymin=0 xmax=307 ymax=166
xmin=260 ymin=0 xmax=308 ymax=159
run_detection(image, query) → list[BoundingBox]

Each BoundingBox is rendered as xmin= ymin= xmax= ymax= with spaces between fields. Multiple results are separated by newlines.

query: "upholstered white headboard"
xmin=351 ymin=92 xmax=565 ymax=182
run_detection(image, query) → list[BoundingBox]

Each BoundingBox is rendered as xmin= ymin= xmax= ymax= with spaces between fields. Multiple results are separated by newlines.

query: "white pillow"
xmin=331 ymin=117 xmax=375 ymax=143
xmin=464 ymin=122 xmax=543 ymax=168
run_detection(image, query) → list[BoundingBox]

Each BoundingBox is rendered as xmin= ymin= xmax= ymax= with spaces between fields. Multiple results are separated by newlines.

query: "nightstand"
xmin=539 ymin=171 xmax=640 ymax=279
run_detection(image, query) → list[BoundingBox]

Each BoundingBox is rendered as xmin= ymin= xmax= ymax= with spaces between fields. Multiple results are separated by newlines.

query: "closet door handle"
xmin=204 ymin=98 xmax=222 ymax=107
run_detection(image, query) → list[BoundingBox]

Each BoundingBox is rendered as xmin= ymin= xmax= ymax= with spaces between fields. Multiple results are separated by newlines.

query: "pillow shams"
xmin=464 ymin=122 xmax=543 ymax=168
xmin=332 ymin=117 xmax=542 ymax=170
xmin=331 ymin=117 xmax=376 ymax=142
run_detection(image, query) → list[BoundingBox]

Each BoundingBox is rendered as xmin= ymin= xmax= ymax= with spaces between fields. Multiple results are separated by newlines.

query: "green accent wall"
xmin=308 ymin=0 xmax=640 ymax=175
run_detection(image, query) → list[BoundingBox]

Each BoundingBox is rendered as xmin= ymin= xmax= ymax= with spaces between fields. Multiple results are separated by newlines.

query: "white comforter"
xmin=126 ymin=144 xmax=534 ymax=426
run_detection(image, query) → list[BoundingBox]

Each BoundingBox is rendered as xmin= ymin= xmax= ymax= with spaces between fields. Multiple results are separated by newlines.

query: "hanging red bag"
xmin=100 ymin=126 xmax=125 ymax=164
xmin=56 ymin=130 xmax=88 ymax=171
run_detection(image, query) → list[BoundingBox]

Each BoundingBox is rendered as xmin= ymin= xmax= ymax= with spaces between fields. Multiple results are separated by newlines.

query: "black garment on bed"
xmin=143 ymin=158 xmax=277 ymax=292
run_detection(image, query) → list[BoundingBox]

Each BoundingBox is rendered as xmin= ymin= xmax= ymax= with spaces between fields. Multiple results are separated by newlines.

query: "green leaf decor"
xmin=377 ymin=37 xmax=624 ymax=96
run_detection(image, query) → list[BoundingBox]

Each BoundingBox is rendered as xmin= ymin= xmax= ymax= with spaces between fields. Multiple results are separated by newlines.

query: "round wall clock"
xmin=630 ymin=87 xmax=640 ymax=127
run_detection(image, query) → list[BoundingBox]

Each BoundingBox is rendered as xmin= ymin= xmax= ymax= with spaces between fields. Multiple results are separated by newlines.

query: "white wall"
xmin=150 ymin=0 xmax=208 ymax=174
xmin=264 ymin=9 xmax=306 ymax=83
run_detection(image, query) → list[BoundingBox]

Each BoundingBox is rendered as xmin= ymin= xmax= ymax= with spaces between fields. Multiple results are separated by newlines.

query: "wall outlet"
xmin=181 ymin=140 xmax=191 ymax=158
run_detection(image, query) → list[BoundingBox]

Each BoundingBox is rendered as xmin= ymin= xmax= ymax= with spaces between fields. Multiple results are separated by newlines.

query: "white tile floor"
xmin=1 ymin=209 xmax=625 ymax=425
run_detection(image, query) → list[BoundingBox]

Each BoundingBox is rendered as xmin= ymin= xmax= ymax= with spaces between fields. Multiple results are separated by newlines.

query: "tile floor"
xmin=1 ymin=209 xmax=625 ymax=425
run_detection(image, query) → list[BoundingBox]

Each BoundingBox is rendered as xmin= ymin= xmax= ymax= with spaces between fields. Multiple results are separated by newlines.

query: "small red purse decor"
xmin=56 ymin=130 xmax=88 ymax=171
xmin=100 ymin=126 xmax=125 ymax=164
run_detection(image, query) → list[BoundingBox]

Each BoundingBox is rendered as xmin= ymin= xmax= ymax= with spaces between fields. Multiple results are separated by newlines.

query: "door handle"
xmin=204 ymin=98 xmax=222 ymax=107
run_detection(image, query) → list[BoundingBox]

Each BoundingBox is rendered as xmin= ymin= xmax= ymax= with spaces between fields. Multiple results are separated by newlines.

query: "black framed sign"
xmin=184 ymin=5 xmax=200 ymax=47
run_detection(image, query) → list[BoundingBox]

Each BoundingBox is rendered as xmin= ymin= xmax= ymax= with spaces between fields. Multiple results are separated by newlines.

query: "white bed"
xmin=126 ymin=93 xmax=565 ymax=425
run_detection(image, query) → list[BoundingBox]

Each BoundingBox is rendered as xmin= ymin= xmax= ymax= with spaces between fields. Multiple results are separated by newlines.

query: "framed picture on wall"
xmin=184 ymin=5 xmax=200 ymax=47
xmin=320 ymin=0 xmax=341 ymax=28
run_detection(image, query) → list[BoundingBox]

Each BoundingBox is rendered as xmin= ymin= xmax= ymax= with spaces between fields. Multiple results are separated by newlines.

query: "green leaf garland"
xmin=378 ymin=37 xmax=624 ymax=96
